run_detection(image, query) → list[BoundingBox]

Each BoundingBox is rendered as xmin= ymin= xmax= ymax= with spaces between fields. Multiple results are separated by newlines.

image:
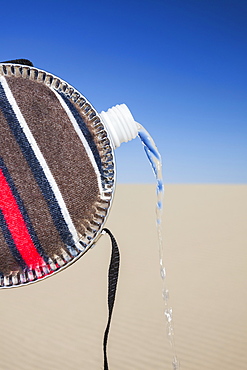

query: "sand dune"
xmin=0 ymin=184 xmax=246 ymax=369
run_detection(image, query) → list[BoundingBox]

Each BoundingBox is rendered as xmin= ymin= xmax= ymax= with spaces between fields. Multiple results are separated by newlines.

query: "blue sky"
xmin=1 ymin=0 xmax=246 ymax=183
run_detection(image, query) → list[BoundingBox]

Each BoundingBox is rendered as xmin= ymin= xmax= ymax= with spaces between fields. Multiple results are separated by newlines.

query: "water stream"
xmin=138 ymin=125 xmax=180 ymax=370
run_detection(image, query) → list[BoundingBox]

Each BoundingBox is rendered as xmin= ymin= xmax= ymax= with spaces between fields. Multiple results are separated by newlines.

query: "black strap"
xmin=102 ymin=228 xmax=120 ymax=370
xmin=0 ymin=59 xmax=33 ymax=66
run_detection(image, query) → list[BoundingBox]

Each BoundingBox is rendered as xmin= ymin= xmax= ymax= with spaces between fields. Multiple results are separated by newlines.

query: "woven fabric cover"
xmin=0 ymin=63 xmax=115 ymax=287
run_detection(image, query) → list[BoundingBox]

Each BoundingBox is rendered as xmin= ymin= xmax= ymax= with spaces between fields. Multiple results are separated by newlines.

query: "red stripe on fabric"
xmin=0 ymin=169 xmax=45 ymax=268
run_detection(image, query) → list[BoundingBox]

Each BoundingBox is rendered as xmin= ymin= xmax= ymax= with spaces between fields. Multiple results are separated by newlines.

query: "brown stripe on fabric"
xmin=7 ymin=76 xmax=100 ymax=238
xmin=0 ymin=107 xmax=66 ymax=265
xmin=0 ymin=218 xmax=22 ymax=275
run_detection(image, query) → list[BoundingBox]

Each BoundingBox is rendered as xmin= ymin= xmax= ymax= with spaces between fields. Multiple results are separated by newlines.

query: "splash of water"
xmin=138 ymin=126 xmax=180 ymax=370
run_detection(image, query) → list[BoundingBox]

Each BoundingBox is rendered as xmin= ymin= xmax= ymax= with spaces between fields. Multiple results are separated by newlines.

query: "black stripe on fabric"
xmin=58 ymin=92 xmax=105 ymax=183
xmin=0 ymin=81 xmax=75 ymax=248
xmin=0 ymin=157 xmax=49 ymax=264
xmin=0 ymin=209 xmax=26 ymax=270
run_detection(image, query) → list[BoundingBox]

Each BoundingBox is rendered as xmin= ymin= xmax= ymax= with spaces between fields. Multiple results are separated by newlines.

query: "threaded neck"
xmin=100 ymin=104 xmax=139 ymax=149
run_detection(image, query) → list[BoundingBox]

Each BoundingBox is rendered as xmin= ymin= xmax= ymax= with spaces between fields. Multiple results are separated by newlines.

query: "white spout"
xmin=100 ymin=104 xmax=139 ymax=149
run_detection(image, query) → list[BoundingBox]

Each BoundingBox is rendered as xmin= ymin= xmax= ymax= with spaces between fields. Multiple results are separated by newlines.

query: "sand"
xmin=0 ymin=184 xmax=246 ymax=370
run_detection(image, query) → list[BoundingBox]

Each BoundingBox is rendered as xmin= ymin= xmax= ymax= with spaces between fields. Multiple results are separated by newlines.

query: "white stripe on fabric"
xmin=53 ymin=90 xmax=104 ymax=197
xmin=0 ymin=76 xmax=80 ymax=247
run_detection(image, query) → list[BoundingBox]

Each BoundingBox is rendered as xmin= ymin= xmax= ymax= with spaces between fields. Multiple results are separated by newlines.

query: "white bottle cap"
xmin=100 ymin=104 xmax=139 ymax=149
